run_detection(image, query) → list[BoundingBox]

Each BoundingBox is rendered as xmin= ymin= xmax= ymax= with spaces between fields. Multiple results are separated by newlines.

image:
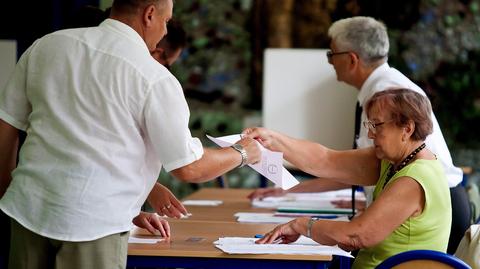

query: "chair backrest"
xmin=376 ymin=249 xmax=472 ymax=269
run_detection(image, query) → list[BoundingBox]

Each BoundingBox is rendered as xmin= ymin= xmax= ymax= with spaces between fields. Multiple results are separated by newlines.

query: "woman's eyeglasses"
xmin=363 ymin=120 xmax=391 ymax=134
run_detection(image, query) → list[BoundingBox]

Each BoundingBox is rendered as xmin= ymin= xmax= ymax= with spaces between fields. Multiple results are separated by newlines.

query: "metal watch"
xmin=230 ymin=143 xmax=248 ymax=168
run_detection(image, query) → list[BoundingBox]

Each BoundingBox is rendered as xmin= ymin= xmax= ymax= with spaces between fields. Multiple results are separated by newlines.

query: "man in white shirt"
xmin=249 ymin=16 xmax=470 ymax=254
xmin=0 ymin=0 xmax=260 ymax=268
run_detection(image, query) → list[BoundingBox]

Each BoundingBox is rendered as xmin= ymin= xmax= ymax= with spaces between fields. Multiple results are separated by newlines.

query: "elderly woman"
xmin=245 ymin=88 xmax=451 ymax=269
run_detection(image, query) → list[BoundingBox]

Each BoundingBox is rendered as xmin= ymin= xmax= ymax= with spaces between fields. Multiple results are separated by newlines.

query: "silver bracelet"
xmin=306 ymin=217 xmax=317 ymax=238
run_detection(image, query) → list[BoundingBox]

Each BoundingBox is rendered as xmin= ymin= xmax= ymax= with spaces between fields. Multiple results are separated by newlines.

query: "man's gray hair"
xmin=328 ymin=16 xmax=389 ymax=65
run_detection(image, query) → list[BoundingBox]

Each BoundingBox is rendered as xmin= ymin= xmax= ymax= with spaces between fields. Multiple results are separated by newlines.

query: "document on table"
xmin=214 ymin=236 xmax=352 ymax=258
xmin=182 ymin=200 xmax=223 ymax=206
xmin=252 ymin=189 xmax=365 ymax=210
xmin=128 ymin=237 xmax=164 ymax=244
xmin=234 ymin=212 xmax=295 ymax=224
xmin=234 ymin=212 xmax=348 ymax=223
xmin=128 ymin=226 xmax=165 ymax=244
xmin=207 ymin=134 xmax=299 ymax=190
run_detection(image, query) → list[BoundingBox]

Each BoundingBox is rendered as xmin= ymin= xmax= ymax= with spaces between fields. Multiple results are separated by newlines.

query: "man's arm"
xmin=0 ymin=119 xmax=19 ymax=198
xmin=170 ymin=137 xmax=260 ymax=183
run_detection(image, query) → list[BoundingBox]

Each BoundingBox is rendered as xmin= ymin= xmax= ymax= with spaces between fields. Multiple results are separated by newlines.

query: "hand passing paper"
xmin=207 ymin=134 xmax=299 ymax=190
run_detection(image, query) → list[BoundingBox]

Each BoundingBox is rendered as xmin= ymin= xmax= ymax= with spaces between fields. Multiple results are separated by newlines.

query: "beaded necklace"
xmin=382 ymin=143 xmax=426 ymax=189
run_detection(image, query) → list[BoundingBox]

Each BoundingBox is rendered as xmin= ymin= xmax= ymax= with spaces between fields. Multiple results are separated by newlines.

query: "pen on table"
xmin=274 ymin=213 xmax=338 ymax=219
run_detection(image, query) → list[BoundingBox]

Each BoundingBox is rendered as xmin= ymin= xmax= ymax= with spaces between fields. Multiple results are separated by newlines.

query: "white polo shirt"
xmin=357 ymin=62 xmax=462 ymax=188
xmin=0 ymin=19 xmax=203 ymax=241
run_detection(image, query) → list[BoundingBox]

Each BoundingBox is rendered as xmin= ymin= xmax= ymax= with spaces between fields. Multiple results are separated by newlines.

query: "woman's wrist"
xmin=294 ymin=217 xmax=311 ymax=237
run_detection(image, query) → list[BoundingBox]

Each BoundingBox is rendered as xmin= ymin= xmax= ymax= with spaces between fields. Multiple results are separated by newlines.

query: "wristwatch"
xmin=230 ymin=143 xmax=248 ymax=168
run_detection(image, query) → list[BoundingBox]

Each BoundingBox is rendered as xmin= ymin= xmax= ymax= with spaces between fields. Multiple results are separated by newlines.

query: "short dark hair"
xmin=365 ymin=88 xmax=433 ymax=141
xmin=157 ymin=19 xmax=187 ymax=51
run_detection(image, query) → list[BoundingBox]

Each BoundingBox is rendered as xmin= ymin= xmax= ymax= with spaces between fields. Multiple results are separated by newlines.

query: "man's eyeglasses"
xmin=363 ymin=120 xmax=390 ymax=134
xmin=326 ymin=50 xmax=351 ymax=62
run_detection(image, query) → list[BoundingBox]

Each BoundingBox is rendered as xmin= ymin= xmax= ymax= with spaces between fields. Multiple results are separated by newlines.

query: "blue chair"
xmin=376 ymin=249 xmax=471 ymax=269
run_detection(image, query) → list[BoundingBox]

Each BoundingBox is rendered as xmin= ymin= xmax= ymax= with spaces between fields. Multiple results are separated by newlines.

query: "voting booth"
xmin=263 ymin=49 xmax=358 ymax=151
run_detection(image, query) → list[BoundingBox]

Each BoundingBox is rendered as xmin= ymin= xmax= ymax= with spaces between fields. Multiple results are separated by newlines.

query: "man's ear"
xmin=350 ymin=52 xmax=359 ymax=66
xmin=142 ymin=4 xmax=156 ymax=27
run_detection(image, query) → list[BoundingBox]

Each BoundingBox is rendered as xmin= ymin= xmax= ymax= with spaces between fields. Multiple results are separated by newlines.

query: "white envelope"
xmin=206 ymin=134 xmax=299 ymax=190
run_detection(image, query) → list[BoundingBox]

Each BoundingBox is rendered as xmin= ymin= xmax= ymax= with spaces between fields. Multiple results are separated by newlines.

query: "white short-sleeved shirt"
xmin=357 ymin=63 xmax=462 ymax=190
xmin=0 ymin=19 xmax=203 ymax=241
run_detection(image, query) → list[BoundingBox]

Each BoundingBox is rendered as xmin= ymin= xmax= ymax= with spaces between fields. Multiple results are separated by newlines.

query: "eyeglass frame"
xmin=326 ymin=50 xmax=351 ymax=62
xmin=363 ymin=120 xmax=392 ymax=134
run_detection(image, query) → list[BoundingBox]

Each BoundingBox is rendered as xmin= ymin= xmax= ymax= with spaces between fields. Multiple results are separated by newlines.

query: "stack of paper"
xmin=252 ymin=190 xmax=365 ymax=217
xmin=214 ymin=236 xmax=353 ymax=258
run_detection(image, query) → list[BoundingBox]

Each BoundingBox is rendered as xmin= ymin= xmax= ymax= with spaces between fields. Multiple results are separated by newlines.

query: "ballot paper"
xmin=129 ymin=225 xmax=165 ymax=244
xmin=234 ymin=212 xmax=295 ymax=224
xmin=155 ymin=212 xmax=192 ymax=219
xmin=214 ymin=236 xmax=352 ymax=258
xmin=128 ymin=237 xmax=164 ymax=244
xmin=183 ymin=200 xmax=223 ymax=206
xmin=206 ymin=134 xmax=299 ymax=190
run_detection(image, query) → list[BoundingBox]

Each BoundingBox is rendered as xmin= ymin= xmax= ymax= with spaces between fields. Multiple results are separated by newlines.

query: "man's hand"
xmin=132 ymin=211 xmax=170 ymax=237
xmin=148 ymin=183 xmax=188 ymax=218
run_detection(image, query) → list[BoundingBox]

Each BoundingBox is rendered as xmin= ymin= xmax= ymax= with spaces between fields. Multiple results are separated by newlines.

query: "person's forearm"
xmin=275 ymin=134 xmax=331 ymax=178
xmin=310 ymin=219 xmax=364 ymax=248
xmin=0 ymin=120 xmax=19 ymax=197
xmin=171 ymin=147 xmax=240 ymax=183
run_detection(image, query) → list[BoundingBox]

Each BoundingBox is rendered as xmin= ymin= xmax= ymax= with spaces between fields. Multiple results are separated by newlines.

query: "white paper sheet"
xmin=155 ymin=212 xmax=192 ymax=219
xmin=252 ymin=190 xmax=365 ymax=209
xmin=128 ymin=237 xmax=164 ymax=244
xmin=206 ymin=134 xmax=299 ymax=190
xmin=214 ymin=236 xmax=352 ymax=257
xmin=470 ymin=224 xmax=479 ymax=241
xmin=234 ymin=212 xmax=295 ymax=224
xmin=183 ymin=200 xmax=223 ymax=206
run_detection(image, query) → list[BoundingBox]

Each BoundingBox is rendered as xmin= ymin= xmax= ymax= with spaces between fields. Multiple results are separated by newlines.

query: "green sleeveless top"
xmin=353 ymin=159 xmax=451 ymax=269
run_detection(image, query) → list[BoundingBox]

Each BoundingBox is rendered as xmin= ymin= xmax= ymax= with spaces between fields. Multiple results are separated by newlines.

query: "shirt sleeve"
xmin=0 ymin=42 xmax=36 ymax=131
xmin=143 ymin=75 xmax=203 ymax=172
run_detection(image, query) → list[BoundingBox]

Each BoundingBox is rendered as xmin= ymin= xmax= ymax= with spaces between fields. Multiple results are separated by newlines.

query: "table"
xmin=127 ymin=188 xmax=352 ymax=269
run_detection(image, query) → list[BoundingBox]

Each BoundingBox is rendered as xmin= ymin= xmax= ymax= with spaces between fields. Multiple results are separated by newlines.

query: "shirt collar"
xmin=358 ymin=62 xmax=390 ymax=106
xmin=99 ymin=19 xmax=149 ymax=52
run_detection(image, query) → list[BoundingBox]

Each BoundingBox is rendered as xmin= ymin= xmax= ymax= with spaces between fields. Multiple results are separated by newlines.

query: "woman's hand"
xmin=242 ymin=127 xmax=281 ymax=152
xmin=247 ymin=187 xmax=287 ymax=200
xmin=148 ymin=183 xmax=188 ymax=218
xmin=132 ymin=211 xmax=170 ymax=237
xmin=255 ymin=218 xmax=305 ymax=244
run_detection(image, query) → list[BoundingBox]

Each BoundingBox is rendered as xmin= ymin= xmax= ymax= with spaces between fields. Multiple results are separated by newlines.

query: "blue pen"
xmin=314 ymin=215 xmax=338 ymax=219
xmin=254 ymin=234 xmax=263 ymax=238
